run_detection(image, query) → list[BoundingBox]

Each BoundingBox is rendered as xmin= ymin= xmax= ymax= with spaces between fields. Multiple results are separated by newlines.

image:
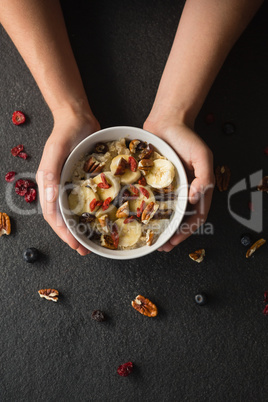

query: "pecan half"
xmin=141 ymin=202 xmax=159 ymax=224
xmin=246 ymin=238 xmax=266 ymax=258
xmin=146 ymin=229 xmax=154 ymax=246
xmin=129 ymin=139 xmax=147 ymax=153
xmin=257 ymin=176 xmax=268 ymax=193
xmin=100 ymin=234 xmax=116 ymax=249
xmin=189 ymin=248 xmax=205 ymax=263
xmin=84 ymin=156 xmax=104 ymax=174
xmin=131 ymin=295 xmax=158 ymax=317
xmin=98 ymin=214 xmax=109 ymax=233
xmin=0 ymin=213 xmax=11 ymax=236
xmin=139 ymin=143 xmax=154 ymax=160
xmin=38 ymin=289 xmax=59 ymax=302
xmin=138 ymin=159 xmax=154 ymax=175
xmin=114 ymin=157 xmax=129 ymax=175
xmin=153 ymin=184 xmax=175 ymax=194
xmin=153 ymin=209 xmax=173 ymax=219
xmin=116 ymin=201 xmax=129 ymax=218
xmin=215 ymin=165 xmax=231 ymax=191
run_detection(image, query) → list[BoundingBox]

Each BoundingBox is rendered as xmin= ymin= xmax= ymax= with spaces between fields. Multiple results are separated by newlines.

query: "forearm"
xmin=149 ymin=0 xmax=264 ymax=127
xmin=0 ymin=0 xmax=91 ymax=117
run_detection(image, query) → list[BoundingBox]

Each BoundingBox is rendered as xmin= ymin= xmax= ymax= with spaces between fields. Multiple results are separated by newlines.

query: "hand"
xmin=36 ymin=108 xmax=100 ymax=256
xmin=143 ymin=117 xmax=215 ymax=252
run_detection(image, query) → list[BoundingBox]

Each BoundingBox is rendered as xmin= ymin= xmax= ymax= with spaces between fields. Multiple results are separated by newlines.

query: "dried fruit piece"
xmin=153 ymin=209 xmax=173 ymax=219
xmin=153 ymin=184 xmax=175 ymax=194
xmin=38 ymin=288 xmax=59 ymax=302
xmin=139 ymin=187 xmax=150 ymax=199
xmin=128 ymin=156 xmax=138 ymax=172
xmin=24 ymin=188 xmax=36 ymax=203
xmin=263 ymin=305 xmax=268 ymax=315
xmin=129 ymin=139 xmax=146 ymax=153
xmin=215 ymin=165 xmax=231 ymax=191
xmin=84 ymin=156 xmax=103 ymax=174
xmin=129 ymin=184 xmax=140 ymax=197
xmin=11 ymin=144 xmax=24 ymax=156
xmin=100 ymin=234 xmax=116 ymax=249
xmin=264 ymin=292 xmax=268 ymax=303
xmin=141 ymin=202 xmax=159 ymax=224
xmin=0 ymin=212 xmax=11 ymax=236
xmin=137 ymin=200 xmax=146 ymax=218
xmin=111 ymin=223 xmax=119 ymax=249
xmin=246 ymin=238 xmax=266 ymax=258
xmin=114 ymin=157 xmax=129 ymax=175
xmin=194 ymin=293 xmax=208 ymax=305
xmin=146 ymin=229 xmax=154 ymax=246
xmin=23 ymin=248 xmax=39 ymax=263
xmin=117 ymin=362 xmax=134 ymax=377
xmin=94 ymin=142 xmax=108 ymax=154
xmin=102 ymin=197 xmax=112 ymax=211
xmin=138 ymin=159 xmax=154 ymax=175
xmin=17 ymin=152 xmax=28 ymax=160
xmin=80 ymin=213 xmax=95 ymax=223
xmin=120 ymin=189 xmax=131 ymax=204
xmin=12 ymin=111 xmax=26 ymax=125
xmin=97 ymin=173 xmax=111 ymax=189
xmin=131 ymin=295 xmax=158 ymax=317
xmin=91 ymin=310 xmax=106 ymax=322
xmin=189 ymin=249 xmax=205 ymax=263
xmin=15 ymin=179 xmax=35 ymax=196
xmin=138 ymin=176 xmax=147 ymax=186
xmin=124 ymin=216 xmax=135 ymax=224
xmin=90 ymin=198 xmax=103 ymax=212
xmin=116 ymin=201 xmax=129 ymax=218
xmin=257 ymin=176 xmax=268 ymax=193
xmin=139 ymin=143 xmax=154 ymax=160
xmin=5 ymin=171 xmax=16 ymax=182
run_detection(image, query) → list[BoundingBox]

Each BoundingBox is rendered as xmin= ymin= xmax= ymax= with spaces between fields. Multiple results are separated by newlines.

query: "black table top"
xmin=1 ymin=1 xmax=268 ymax=400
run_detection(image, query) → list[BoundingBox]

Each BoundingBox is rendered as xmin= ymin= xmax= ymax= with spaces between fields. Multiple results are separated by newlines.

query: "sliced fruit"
xmin=128 ymin=185 xmax=155 ymax=213
xmin=95 ymin=204 xmax=117 ymax=221
xmin=114 ymin=218 xmax=142 ymax=248
xmin=145 ymin=159 xmax=175 ymax=189
xmin=93 ymin=172 xmax=120 ymax=201
xmin=68 ymin=185 xmax=100 ymax=215
xmin=110 ymin=155 xmax=140 ymax=184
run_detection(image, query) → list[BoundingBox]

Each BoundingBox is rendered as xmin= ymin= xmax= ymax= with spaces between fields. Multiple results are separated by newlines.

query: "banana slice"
xmin=145 ymin=159 xmax=175 ymax=189
xmin=93 ymin=172 xmax=120 ymax=201
xmin=95 ymin=204 xmax=118 ymax=221
xmin=68 ymin=185 xmax=100 ymax=216
xmin=110 ymin=155 xmax=140 ymax=184
xmin=115 ymin=218 xmax=142 ymax=248
xmin=128 ymin=185 xmax=155 ymax=213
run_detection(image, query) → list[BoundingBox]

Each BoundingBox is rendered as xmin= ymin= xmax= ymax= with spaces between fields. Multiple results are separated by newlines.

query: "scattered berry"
xmin=263 ymin=305 xmax=268 ymax=316
xmin=117 ymin=362 xmax=134 ymax=377
xmin=194 ymin=293 xmax=208 ymax=306
xmin=205 ymin=113 xmax=215 ymax=125
xmin=264 ymin=292 xmax=268 ymax=303
xmin=5 ymin=171 xmax=16 ymax=182
xmin=223 ymin=122 xmax=236 ymax=135
xmin=17 ymin=152 xmax=28 ymax=160
xmin=11 ymin=144 xmax=24 ymax=157
xmin=23 ymin=247 xmax=39 ymax=263
xmin=24 ymin=187 xmax=37 ymax=203
xmin=91 ymin=310 xmax=106 ymax=322
xmin=240 ymin=233 xmax=252 ymax=247
xmin=15 ymin=179 xmax=35 ymax=198
xmin=12 ymin=111 xmax=26 ymax=125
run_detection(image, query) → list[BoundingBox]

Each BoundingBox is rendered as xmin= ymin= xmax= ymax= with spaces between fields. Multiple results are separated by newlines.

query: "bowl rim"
xmin=59 ymin=126 xmax=188 ymax=259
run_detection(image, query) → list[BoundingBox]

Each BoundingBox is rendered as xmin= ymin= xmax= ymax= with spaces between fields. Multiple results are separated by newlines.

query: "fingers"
xmin=189 ymin=147 xmax=215 ymax=204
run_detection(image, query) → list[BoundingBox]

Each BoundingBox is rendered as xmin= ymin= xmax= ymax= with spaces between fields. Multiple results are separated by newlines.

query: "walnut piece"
xmin=116 ymin=201 xmax=129 ymax=219
xmin=215 ymin=165 xmax=231 ymax=191
xmin=131 ymin=295 xmax=158 ymax=317
xmin=100 ymin=234 xmax=117 ymax=249
xmin=139 ymin=143 xmax=154 ymax=160
xmin=98 ymin=214 xmax=109 ymax=234
xmin=0 ymin=212 xmax=11 ymax=236
xmin=246 ymin=238 xmax=266 ymax=258
xmin=84 ymin=156 xmax=104 ymax=174
xmin=138 ymin=159 xmax=154 ymax=175
xmin=189 ymin=248 xmax=205 ymax=263
xmin=145 ymin=229 xmax=154 ymax=246
xmin=141 ymin=202 xmax=159 ymax=224
xmin=257 ymin=176 xmax=268 ymax=193
xmin=38 ymin=289 xmax=59 ymax=302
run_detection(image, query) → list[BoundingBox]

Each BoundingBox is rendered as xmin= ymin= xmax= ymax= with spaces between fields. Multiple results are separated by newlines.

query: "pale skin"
xmin=0 ymin=0 xmax=264 ymax=254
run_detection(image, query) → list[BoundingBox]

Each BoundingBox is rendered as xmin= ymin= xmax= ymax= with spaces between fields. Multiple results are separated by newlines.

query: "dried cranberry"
xmin=263 ymin=305 xmax=268 ymax=316
xmin=5 ymin=171 xmax=16 ymax=182
xmin=12 ymin=111 xmax=26 ymax=125
xmin=24 ymin=188 xmax=37 ymax=203
xmin=11 ymin=144 xmax=24 ymax=156
xmin=205 ymin=113 xmax=215 ymax=125
xmin=264 ymin=292 xmax=268 ymax=303
xmin=15 ymin=179 xmax=35 ymax=197
xmin=17 ymin=152 xmax=28 ymax=160
xmin=117 ymin=362 xmax=133 ymax=377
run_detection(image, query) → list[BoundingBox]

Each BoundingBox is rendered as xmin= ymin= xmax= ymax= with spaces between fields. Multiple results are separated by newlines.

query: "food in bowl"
xmin=66 ymin=137 xmax=179 ymax=250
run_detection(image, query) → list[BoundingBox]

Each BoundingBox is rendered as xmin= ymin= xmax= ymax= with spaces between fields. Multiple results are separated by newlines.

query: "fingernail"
xmin=46 ymin=186 xmax=55 ymax=202
xmin=192 ymin=192 xmax=201 ymax=203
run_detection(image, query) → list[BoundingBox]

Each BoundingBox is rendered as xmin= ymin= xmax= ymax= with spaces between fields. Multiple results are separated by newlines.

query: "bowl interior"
xmin=59 ymin=126 xmax=188 ymax=259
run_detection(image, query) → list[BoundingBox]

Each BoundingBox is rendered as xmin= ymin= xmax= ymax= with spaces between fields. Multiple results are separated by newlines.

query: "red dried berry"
xmin=11 ymin=144 xmax=24 ymax=156
xmin=124 ymin=216 xmax=135 ymax=224
xmin=139 ymin=187 xmax=150 ymax=199
xmin=137 ymin=200 xmax=146 ymax=218
xmin=97 ymin=173 xmax=111 ymax=189
xmin=263 ymin=305 xmax=268 ymax=316
xmin=117 ymin=362 xmax=133 ymax=377
xmin=129 ymin=156 xmax=138 ymax=172
xmin=5 ymin=171 xmax=16 ymax=182
xmin=12 ymin=111 xmax=26 ymax=125
xmin=264 ymin=292 xmax=268 ymax=303
xmin=102 ymin=197 xmax=112 ymax=211
xmin=24 ymin=188 xmax=36 ymax=203
xmin=111 ymin=223 xmax=119 ymax=249
xmin=205 ymin=113 xmax=215 ymax=125
xmin=15 ymin=179 xmax=36 ymax=197
xmin=90 ymin=198 xmax=103 ymax=212
xmin=138 ymin=176 xmax=147 ymax=186
xmin=129 ymin=185 xmax=139 ymax=197
xmin=17 ymin=152 xmax=28 ymax=160
xmin=264 ymin=147 xmax=268 ymax=156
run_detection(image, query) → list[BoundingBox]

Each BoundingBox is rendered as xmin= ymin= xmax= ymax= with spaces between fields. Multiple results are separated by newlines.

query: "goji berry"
xmin=90 ymin=198 xmax=103 ymax=212
xmin=137 ymin=200 xmax=146 ymax=218
xmin=102 ymin=197 xmax=112 ymax=211
xmin=117 ymin=362 xmax=133 ymax=377
xmin=11 ymin=144 xmax=24 ymax=156
xmin=24 ymin=188 xmax=37 ymax=203
xmin=5 ymin=171 xmax=16 ymax=182
xmin=129 ymin=185 xmax=139 ymax=197
xmin=139 ymin=186 xmax=150 ymax=199
xmin=97 ymin=173 xmax=111 ymax=189
xmin=263 ymin=305 xmax=268 ymax=315
xmin=124 ymin=216 xmax=135 ymax=224
xmin=129 ymin=156 xmax=137 ymax=172
xmin=12 ymin=111 xmax=26 ymax=125
xmin=17 ymin=152 xmax=28 ymax=160
xmin=111 ymin=223 xmax=119 ymax=249
xmin=138 ymin=176 xmax=147 ymax=186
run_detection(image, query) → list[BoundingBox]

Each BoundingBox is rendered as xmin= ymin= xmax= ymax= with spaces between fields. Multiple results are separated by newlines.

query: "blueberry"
xmin=223 ymin=122 xmax=236 ymax=135
xmin=194 ymin=293 xmax=208 ymax=306
xmin=240 ymin=233 xmax=252 ymax=247
xmin=91 ymin=310 xmax=106 ymax=322
xmin=23 ymin=247 xmax=39 ymax=263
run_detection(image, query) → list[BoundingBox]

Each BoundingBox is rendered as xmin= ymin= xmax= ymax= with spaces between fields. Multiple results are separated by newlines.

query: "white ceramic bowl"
xmin=59 ymin=126 xmax=188 ymax=259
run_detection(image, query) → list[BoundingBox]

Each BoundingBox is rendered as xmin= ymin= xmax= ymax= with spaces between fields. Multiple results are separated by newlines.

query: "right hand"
xmin=36 ymin=108 xmax=100 ymax=256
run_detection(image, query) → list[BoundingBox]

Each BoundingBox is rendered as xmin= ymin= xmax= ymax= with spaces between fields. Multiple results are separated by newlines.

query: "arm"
xmin=144 ymin=0 xmax=264 ymax=252
xmin=0 ymin=0 xmax=100 ymax=255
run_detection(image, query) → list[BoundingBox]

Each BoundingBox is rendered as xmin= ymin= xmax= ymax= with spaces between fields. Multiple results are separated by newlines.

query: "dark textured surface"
xmin=1 ymin=1 xmax=268 ymax=401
